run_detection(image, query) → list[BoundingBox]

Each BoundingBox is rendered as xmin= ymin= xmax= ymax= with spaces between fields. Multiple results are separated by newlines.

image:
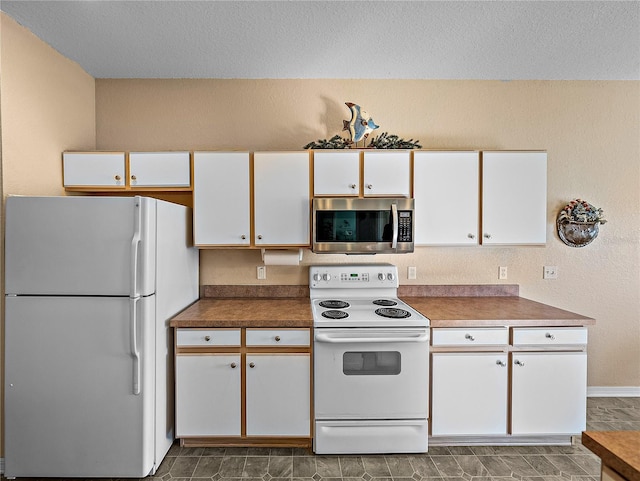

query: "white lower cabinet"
xmin=430 ymin=326 xmax=588 ymax=442
xmin=175 ymin=354 xmax=241 ymax=437
xmin=511 ymin=351 xmax=587 ymax=435
xmin=174 ymin=327 xmax=311 ymax=446
xmin=246 ymin=354 xmax=310 ymax=436
xmin=432 ymin=352 xmax=508 ymax=436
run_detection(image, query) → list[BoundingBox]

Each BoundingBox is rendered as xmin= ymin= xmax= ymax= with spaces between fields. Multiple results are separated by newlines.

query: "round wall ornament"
xmin=556 ymin=199 xmax=606 ymax=247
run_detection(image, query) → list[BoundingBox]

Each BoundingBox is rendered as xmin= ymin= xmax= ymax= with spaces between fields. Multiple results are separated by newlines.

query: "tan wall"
xmin=0 ymin=12 xmax=96 ymax=456
xmin=96 ymin=79 xmax=640 ymax=390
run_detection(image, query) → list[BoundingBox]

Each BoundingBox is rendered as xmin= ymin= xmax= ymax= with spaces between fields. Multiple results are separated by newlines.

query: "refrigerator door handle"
xmin=130 ymin=199 xmax=142 ymax=298
xmin=130 ymin=297 xmax=141 ymax=395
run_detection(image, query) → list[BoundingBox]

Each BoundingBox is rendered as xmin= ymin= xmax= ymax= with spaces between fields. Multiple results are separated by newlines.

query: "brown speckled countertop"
xmin=169 ymin=298 xmax=313 ymax=328
xmin=582 ymin=431 xmax=640 ymax=481
xmin=170 ymin=285 xmax=594 ymax=329
xmin=402 ymin=296 xmax=595 ymax=327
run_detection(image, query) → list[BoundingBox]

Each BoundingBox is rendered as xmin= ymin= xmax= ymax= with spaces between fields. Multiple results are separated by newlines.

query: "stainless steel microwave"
xmin=312 ymin=198 xmax=415 ymax=254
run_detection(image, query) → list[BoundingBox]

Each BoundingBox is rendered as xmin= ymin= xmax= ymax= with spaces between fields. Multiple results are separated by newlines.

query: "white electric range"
xmin=310 ymin=264 xmax=430 ymax=454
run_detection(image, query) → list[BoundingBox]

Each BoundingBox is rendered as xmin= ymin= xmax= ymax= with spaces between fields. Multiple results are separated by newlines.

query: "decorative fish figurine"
xmin=342 ymin=102 xmax=379 ymax=142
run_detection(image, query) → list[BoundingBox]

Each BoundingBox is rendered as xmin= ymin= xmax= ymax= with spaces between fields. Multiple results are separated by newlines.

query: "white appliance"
xmin=310 ymin=264 xmax=430 ymax=454
xmin=4 ymin=195 xmax=199 ymax=478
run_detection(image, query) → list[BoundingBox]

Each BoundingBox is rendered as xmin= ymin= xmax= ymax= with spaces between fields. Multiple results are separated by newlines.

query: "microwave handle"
xmin=391 ymin=203 xmax=399 ymax=250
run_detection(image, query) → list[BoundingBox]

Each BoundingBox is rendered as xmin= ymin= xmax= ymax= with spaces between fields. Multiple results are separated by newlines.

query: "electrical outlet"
xmin=499 ymin=266 xmax=508 ymax=280
xmin=543 ymin=266 xmax=558 ymax=279
xmin=408 ymin=266 xmax=417 ymax=280
xmin=257 ymin=266 xmax=266 ymax=280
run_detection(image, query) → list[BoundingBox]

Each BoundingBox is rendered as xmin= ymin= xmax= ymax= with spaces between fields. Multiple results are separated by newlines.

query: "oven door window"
xmin=343 ymin=351 xmax=401 ymax=375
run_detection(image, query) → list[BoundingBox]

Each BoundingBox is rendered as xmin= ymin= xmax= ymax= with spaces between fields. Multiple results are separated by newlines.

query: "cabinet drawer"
xmin=432 ymin=327 xmax=509 ymax=347
xmin=512 ymin=327 xmax=588 ymax=346
xmin=246 ymin=329 xmax=310 ymax=346
xmin=176 ymin=329 xmax=241 ymax=347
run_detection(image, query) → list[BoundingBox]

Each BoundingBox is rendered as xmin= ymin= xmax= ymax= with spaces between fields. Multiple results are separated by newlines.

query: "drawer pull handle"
xmin=249 ymin=362 xmax=255 ymax=368
xmin=230 ymin=362 xmax=237 ymax=369
xmin=350 ymin=183 xmax=357 ymax=189
xmin=465 ymin=333 xmax=475 ymax=341
xmin=545 ymin=332 xmax=556 ymax=340
xmin=241 ymin=235 xmax=246 ymax=240
xmin=496 ymin=360 xmax=506 ymax=367
xmin=131 ymin=174 xmax=137 ymax=181
xmin=467 ymin=233 xmax=475 ymax=239
xmin=275 ymin=335 xmax=281 ymax=342
xmin=204 ymin=335 xmax=211 ymax=342
xmin=514 ymin=359 xmax=525 ymax=367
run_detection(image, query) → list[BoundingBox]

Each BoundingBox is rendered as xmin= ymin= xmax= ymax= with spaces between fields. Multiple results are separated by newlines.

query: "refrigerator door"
xmin=4 ymin=195 xmax=156 ymax=297
xmin=4 ymin=295 xmax=156 ymax=478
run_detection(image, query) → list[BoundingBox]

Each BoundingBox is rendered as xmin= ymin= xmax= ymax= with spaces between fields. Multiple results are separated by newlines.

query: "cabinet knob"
xmin=204 ymin=335 xmax=211 ymax=342
xmin=496 ymin=360 xmax=506 ymax=367
xmin=249 ymin=362 xmax=255 ymax=368
xmin=241 ymin=235 xmax=246 ymax=240
xmin=257 ymin=235 xmax=263 ymax=240
xmin=366 ymin=184 xmax=373 ymax=190
xmin=131 ymin=175 xmax=137 ymax=181
xmin=230 ymin=362 xmax=237 ymax=369
xmin=114 ymin=175 xmax=121 ymax=181
xmin=484 ymin=233 xmax=492 ymax=239
xmin=514 ymin=359 xmax=525 ymax=367
xmin=350 ymin=184 xmax=357 ymax=189
xmin=274 ymin=335 xmax=281 ymax=342
xmin=467 ymin=233 xmax=475 ymax=239
xmin=545 ymin=332 xmax=556 ymax=340
xmin=465 ymin=333 xmax=475 ymax=341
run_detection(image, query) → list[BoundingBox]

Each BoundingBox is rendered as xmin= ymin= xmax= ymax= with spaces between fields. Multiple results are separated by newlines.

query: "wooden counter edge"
xmin=582 ymin=431 xmax=640 ymax=481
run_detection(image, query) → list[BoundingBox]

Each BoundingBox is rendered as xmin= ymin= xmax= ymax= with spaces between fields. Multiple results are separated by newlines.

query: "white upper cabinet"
xmin=193 ymin=152 xmax=251 ymax=246
xmin=253 ymin=152 xmax=310 ymax=246
xmin=414 ymin=151 xmax=480 ymax=245
xmin=128 ymin=151 xmax=191 ymax=187
xmin=313 ymin=151 xmax=360 ymax=196
xmin=63 ymin=152 xmax=126 ymax=188
xmin=482 ymin=151 xmax=547 ymax=245
xmin=363 ymin=151 xmax=411 ymax=197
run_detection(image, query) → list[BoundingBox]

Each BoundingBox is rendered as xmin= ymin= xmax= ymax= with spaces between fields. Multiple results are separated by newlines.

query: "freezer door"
xmin=4 ymin=196 xmax=156 ymax=296
xmin=4 ymin=296 xmax=157 ymax=478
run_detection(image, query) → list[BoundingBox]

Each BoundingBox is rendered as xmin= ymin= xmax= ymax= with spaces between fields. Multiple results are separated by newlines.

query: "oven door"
xmin=314 ymin=328 xmax=429 ymax=420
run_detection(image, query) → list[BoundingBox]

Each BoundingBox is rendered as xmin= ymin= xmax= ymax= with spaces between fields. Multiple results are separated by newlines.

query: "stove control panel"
xmin=309 ymin=264 xmax=399 ymax=289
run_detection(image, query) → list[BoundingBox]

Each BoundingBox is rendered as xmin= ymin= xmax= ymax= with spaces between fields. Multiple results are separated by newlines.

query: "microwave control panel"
xmin=398 ymin=211 xmax=413 ymax=242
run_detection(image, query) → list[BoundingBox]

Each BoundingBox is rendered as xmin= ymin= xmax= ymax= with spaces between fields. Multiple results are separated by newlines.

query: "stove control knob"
xmin=313 ymin=273 xmax=321 ymax=282
xmin=378 ymin=273 xmax=385 ymax=281
xmin=387 ymin=273 xmax=395 ymax=281
xmin=322 ymin=273 xmax=331 ymax=281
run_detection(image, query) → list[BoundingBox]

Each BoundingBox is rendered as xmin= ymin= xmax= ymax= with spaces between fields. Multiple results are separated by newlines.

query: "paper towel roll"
xmin=262 ymin=249 xmax=302 ymax=266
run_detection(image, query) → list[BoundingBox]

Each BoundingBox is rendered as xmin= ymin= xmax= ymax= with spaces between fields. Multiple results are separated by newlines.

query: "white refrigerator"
xmin=4 ymin=195 xmax=199 ymax=478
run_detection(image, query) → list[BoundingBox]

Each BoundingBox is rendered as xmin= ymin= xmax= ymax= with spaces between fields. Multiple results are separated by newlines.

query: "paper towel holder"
xmin=261 ymin=248 xmax=304 ymax=263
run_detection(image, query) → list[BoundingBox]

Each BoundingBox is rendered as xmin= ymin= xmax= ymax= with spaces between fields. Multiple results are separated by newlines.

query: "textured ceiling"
xmin=1 ymin=1 xmax=639 ymax=80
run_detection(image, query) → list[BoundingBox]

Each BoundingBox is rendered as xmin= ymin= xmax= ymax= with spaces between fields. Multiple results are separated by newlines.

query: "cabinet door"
xmin=482 ymin=151 xmax=547 ymax=244
xmin=254 ymin=152 xmax=310 ymax=246
xmin=511 ymin=352 xmax=587 ymax=435
xmin=363 ymin=151 xmax=411 ymax=197
xmin=193 ymin=152 xmax=251 ymax=245
xmin=414 ymin=151 xmax=479 ymax=245
xmin=431 ymin=353 xmax=508 ymax=436
xmin=313 ymin=151 xmax=360 ymax=196
xmin=128 ymin=152 xmax=191 ymax=187
xmin=63 ymin=152 xmax=126 ymax=188
xmin=246 ymin=354 xmax=310 ymax=436
xmin=175 ymin=354 xmax=241 ymax=437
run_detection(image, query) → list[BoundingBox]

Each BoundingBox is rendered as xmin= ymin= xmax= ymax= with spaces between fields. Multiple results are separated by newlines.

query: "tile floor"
xmin=151 ymin=397 xmax=640 ymax=481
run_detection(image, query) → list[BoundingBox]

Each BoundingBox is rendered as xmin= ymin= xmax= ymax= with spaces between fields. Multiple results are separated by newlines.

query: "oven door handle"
xmin=315 ymin=333 xmax=429 ymax=344
xmin=391 ymin=202 xmax=399 ymax=250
